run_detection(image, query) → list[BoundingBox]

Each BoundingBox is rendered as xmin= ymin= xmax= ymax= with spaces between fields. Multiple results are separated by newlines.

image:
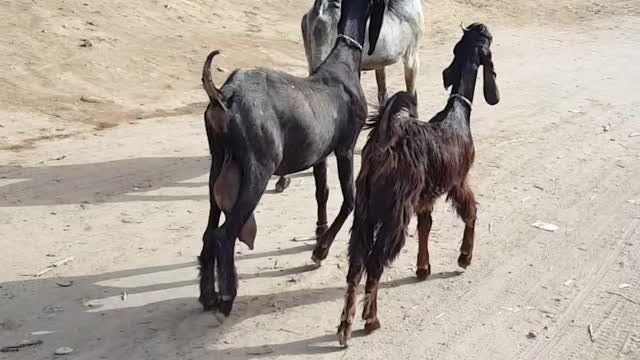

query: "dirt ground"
xmin=1 ymin=0 xmax=640 ymax=359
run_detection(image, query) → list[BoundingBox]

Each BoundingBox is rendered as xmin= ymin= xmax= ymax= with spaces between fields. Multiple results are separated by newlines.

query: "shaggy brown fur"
xmin=337 ymin=23 xmax=500 ymax=346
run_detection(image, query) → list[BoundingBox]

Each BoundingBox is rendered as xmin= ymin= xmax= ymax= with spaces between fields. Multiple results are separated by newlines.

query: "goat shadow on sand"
xmin=0 ymin=156 xmax=318 ymax=207
xmin=0 ymin=242 xmax=462 ymax=359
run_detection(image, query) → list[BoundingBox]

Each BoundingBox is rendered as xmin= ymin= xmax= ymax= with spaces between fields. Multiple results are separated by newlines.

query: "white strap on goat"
xmin=337 ymin=34 xmax=363 ymax=52
xmin=450 ymin=94 xmax=473 ymax=109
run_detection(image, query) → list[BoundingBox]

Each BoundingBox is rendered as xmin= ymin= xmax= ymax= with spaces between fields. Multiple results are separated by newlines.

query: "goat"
xmin=199 ymin=0 xmax=387 ymax=316
xmin=336 ymin=23 xmax=500 ymax=346
xmin=275 ymin=0 xmax=424 ymax=193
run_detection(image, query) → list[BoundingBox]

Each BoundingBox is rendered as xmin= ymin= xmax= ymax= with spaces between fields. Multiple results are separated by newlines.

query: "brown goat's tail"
xmin=364 ymin=92 xmax=417 ymax=146
xmin=202 ymin=50 xmax=223 ymax=102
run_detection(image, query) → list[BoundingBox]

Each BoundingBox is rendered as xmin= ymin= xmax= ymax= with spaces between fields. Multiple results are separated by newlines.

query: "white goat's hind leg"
xmin=404 ymin=50 xmax=419 ymax=101
xmin=375 ymin=67 xmax=388 ymax=105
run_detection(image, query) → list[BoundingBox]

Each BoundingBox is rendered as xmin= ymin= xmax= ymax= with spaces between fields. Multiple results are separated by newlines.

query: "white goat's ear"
xmin=481 ymin=48 xmax=500 ymax=105
xmin=367 ymin=0 xmax=386 ymax=55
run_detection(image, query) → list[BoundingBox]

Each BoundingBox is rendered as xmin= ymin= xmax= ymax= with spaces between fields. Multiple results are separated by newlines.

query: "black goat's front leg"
xmin=199 ymin=162 xmax=222 ymax=311
xmin=312 ymin=152 xmax=355 ymax=263
xmin=275 ymin=176 xmax=290 ymax=193
xmin=313 ymin=160 xmax=329 ymax=237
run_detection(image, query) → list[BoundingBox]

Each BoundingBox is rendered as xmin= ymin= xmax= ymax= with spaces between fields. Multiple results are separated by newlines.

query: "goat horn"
xmin=459 ymin=23 xmax=469 ymax=32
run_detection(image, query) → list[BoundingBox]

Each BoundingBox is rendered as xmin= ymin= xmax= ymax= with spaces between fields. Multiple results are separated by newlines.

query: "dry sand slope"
xmin=1 ymin=0 xmax=640 ymax=359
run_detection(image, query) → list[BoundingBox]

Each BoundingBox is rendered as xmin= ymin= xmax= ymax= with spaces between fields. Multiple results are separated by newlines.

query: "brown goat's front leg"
xmin=416 ymin=206 xmax=433 ymax=280
xmin=312 ymin=153 xmax=354 ymax=263
xmin=449 ymin=182 xmax=477 ymax=269
xmin=313 ymin=160 xmax=329 ymax=237
xmin=337 ymin=255 xmax=364 ymax=347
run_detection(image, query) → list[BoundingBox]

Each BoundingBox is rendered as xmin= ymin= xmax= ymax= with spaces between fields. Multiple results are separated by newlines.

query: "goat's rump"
xmin=212 ymin=155 xmax=257 ymax=249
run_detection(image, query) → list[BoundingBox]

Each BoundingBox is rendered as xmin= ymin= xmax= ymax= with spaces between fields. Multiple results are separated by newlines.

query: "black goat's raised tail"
xmin=202 ymin=50 xmax=230 ymax=133
xmin=202 ymin=50 xmax=222 ymax=102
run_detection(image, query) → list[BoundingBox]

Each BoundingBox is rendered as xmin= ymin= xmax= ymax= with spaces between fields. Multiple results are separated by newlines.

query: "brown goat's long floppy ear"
xmin=481 ymin=48 xmax=500 ymax=105
xmin=367 ymin=0 xmax=386 ymax=55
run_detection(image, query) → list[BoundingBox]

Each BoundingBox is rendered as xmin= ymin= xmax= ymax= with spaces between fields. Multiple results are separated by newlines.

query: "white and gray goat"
xmin=302 ymin=0 xmax=423 ymax=102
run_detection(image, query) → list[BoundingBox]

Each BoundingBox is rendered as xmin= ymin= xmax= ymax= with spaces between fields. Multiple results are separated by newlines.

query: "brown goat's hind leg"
xmin=362 ymin=271 xmax=382 ymax=334
xmin=361 ymin=237 xmax=386 ymax=334
xmin=415 ymin=204 xmax=433 ymax=280
xmin=337 ymin=256 xmax=364 ymax=347
xmin=450 ymin=183 xmax=477 ymax=269
xmin=362 ymin=256 xmax=384 ymax=334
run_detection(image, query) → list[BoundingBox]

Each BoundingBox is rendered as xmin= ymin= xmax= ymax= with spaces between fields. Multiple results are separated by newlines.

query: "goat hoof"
xmin=315 ymin=224 xmax=329 ymax=237
xmin=337 ymin=321 xmax=352 ymax=347
xmin=364 ymin=319 xmax=381 ymax=334
xmin=275 ymin=177 xmax=291 ymax=193
xmin=457 ymin=252 xmax=472 ymax=269
xmin=311 ymin=245 xmax=329 ymax=264
xmin=311 ymin=253 xmax=323 ymax=265
xmin=416 ymin=266 xmax=431 ymax=281
xmin=218 ymin=299 xmax=234 ymax=317
xmin=199 ymin=293 xmax=219 ymax=311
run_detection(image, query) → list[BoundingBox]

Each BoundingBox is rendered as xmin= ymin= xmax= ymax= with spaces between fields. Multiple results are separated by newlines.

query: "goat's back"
xmin=218 ymin=67 xmax=366 ymax=174
xmin=358 ymin=118 xmax=474 ymax=220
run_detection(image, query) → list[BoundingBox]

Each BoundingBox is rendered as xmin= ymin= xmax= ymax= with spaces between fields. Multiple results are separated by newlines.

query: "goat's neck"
xmin=450 ymin=61 xmax=480 ymax=118
xmin=312 ymin=0 xmax=341 ymax=14
xmin=326 ymin=0 xmax=368 ymax=72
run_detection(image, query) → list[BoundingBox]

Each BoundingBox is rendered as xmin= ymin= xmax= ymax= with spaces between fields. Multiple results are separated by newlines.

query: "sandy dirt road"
xmin=1 ymin=1 xmax=640 ymax=359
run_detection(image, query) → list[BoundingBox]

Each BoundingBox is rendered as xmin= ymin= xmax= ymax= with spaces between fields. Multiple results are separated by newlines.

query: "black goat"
xmin=337 ymin=23 xmax=500 ymax=346
xmin=199 ymin=0 xmax=387 ymax=316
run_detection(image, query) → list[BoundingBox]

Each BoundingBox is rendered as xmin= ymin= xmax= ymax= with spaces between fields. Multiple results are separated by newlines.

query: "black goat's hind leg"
xmin=199 ymin=232 xmax=218 ymax=311
xmin=312 ymin=152 xmax=355 ymax=263
xmin=313 ymin=160 xmax=329 ymax=237
xmin=199 ymin=162 xmax=222 ymax=311
xmin=216 ymin=164 xmax=272 ymax=316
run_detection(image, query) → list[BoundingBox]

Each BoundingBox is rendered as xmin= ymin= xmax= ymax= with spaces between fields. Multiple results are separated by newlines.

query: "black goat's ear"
xmin=481 ymin=47 xmax=500 ymax=105
xmin=368 ymin=0 xmax=386 ymax=55
xmin=442 ymin=60 xmax=456 ymax=89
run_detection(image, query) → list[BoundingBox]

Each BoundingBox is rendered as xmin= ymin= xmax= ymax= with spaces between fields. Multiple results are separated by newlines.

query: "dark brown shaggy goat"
xmin=337 ymin=23 xmax=500 ymax=346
